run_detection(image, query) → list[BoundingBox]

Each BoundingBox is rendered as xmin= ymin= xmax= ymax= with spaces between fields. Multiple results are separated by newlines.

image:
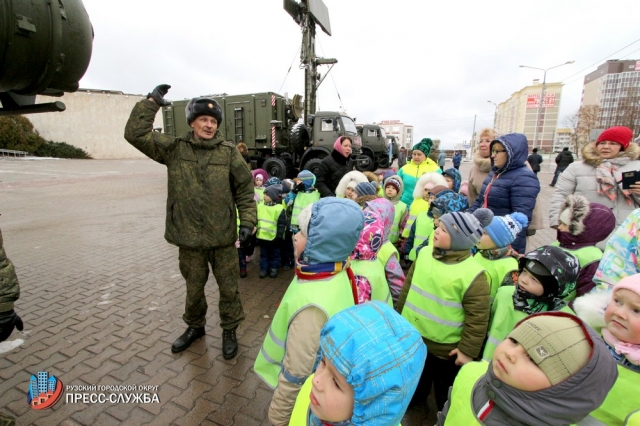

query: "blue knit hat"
xmin=439 ymin=210 xmax=490 ymax=251
xmin=265 ymin=176 xmax=281 ymax=187
xmin=355 ymin=182 xmax=377 ymax=197
xmin=479 ymin=209 xmax=529 ymax=248
xmin=298 ymin=170 xmax=316 ymax=189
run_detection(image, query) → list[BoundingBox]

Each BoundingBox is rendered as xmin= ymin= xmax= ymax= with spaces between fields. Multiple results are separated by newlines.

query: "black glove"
xmin=294 ymin=182 xmax=306 ymax=194
xmin=147 ymin=84 xmax=171 ymax=106
xmin=0 ymin=309 xmax=23 ymax=342
xmin=239 ymin=226 xmax=252 ymax=248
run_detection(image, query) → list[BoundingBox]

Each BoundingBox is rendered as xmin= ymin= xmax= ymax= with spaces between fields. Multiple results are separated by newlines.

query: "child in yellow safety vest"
xmin=335 ymin=170 xmax=368 ymax=200
xmin=363 ymin=198 xmax=406 ymax=305
xmin=482 ymin=245 xmax=579 ymax=362
xmin=574 ymin=275 xmax=640 ymax=425
xmin=252 ymin=168 xmax=267 ymax=203
xmin=254 ymin=198 xmax=365 ymax=425
xmin=473 ymin=209 xmax=528 ymax=299
xmin=437 ymin=312 xmax=618 ymax=425
xmin=396 ymin=210 xmax=492 ymax=412
xmin=290 ymin=301 xmax=426 ymax=426
xmin=382 ymin=175 xmax=408 ymax=248
xmin=257 ymin=186 xmax=287 ymax=279
xmin=555 ymin=194 xmax=616 ymax=299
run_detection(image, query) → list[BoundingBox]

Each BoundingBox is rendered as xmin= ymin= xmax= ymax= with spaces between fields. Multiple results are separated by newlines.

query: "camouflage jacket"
xmin=124 ymin=100 xmax=256 ymax=249
xmin=0 ymin=227 xmax=19 ymax=312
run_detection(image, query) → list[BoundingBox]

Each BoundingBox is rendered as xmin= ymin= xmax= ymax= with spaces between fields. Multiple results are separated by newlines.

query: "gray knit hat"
xmin=355 ymin=182 xmax=377 ymax=197
xmin=439 ymin=211 xmax=487 ymax=251
xmin=507 ymin=312 xmax=592 ymax=385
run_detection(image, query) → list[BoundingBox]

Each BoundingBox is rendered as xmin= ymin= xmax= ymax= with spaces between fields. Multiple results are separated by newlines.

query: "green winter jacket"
xmin=0 ymin=228 xmax=19 ymax=312
xmin=124 ymin=100 xmax=256 ymax=249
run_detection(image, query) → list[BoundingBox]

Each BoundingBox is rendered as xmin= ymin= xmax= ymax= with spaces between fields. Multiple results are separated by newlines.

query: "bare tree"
xmin=577 ymin=105 xmax=601 ymax=148
xmin=563 ymin=112 xmax=580 ymax=153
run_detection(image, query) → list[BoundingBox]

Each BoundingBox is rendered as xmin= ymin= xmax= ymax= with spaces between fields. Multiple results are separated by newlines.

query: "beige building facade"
xmin=553 ymin=128 xmax=574 ymax=152
xmin=581 ymin=59 xmax=640 ymax=131
xmin=376 ymin=120 xmax=414 ymax=149
xmin=495 ymin=81 xmax=564 ymax=152
xmin=28 ymin=89 xmax=164 ymax=159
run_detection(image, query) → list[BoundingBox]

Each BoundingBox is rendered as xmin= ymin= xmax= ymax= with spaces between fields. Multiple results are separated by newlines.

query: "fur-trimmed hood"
xmin=581 ymin=141 xmax=640 ymax=167
xmin=383 ymin=174 xmax=404 ymax=204
xmin=412 ymin=172 xmax=448 ymax=200
xmin=473 ymin=152 xmax=492 ymax=173
xmin=335 ymin=171 xmax=368 ymax=198
xmin=573 ymin=289 xmax=611 ymax=334
xmin=557 ymin=195 xmax=616 ymax=248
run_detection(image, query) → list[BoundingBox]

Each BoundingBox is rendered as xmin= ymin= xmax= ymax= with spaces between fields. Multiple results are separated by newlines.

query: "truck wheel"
xmin=263 ymin=157 xmax=288 ymax=180
xmin=355 ymin=154 xmax=375 ymax=172
xmin=290 ymin=123 xmax=309 ymax=156
xmin=302 ymin=158 xmax=323 ymax=177
xmin=377 ymin=156 xmax=390 ymax=169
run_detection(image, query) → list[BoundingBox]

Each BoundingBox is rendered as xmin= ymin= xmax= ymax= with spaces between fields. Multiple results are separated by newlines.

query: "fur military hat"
xmin=185 ymin=97 xmax=223 ymax=125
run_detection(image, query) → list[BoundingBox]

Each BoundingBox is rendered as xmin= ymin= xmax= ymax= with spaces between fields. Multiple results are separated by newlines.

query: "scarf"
xmin=296 ymin=260 xmax=358 ymax=305
xmin=595 ymin=157 xmax=633 ymax=205
xmin=512 ymin=287 xmax=566 ymax=315
xmin=474 ymin=153 xmax=492 ymax=173
xmin=480 ymin=246 xmax=515 ymax=260
xmin=602 ymin=328 xmax=640 ymax=367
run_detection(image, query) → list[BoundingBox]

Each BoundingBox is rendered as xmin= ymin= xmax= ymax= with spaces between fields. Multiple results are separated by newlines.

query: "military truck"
xmin=356 ymin=124 xmax=391 ymax=171
xmin=0 ymin=0 xmax=93 ymax=116
xmin=162 ymin=0 xmax=363 ymax=179
xmin=162 ymin=92 xmax=360 ymax=179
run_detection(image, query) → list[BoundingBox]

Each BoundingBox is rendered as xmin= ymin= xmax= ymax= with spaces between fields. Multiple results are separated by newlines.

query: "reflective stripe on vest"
xmin=390 ymin=201 xmax=408 ymax=244
xmin=551 ymin=242 xmax=603 ymax=301
xmin=482 ymin=286 xmax=574 ymax=361
xmin=291 ymin=191 xmax=320 ymax=226
xmin=473 ymin=254 xmax=519 ymax=300
xmin=443 ymin=361 xmax=487 ymax=425
xmin=378 ymin=241 xmax=399 ymax=268
xmin=257 ymin=203 xmax=284 ymax=241
xmin=290 ymin=374 xmax=313 ymax=425
xmin=350 ymin=259 xmax=392 ymax=306
xmin=409 ymin=212 xmax=434 ymax=261
xmin=582 ymin=364 xmax=640 ymax=425
xmin=402 ymin=198 xmax=429 ymax=239
xmin=255 ymin=187 xmax=264 ymax=203
xmin=254 ymin=272 xmax=355 ymax=388
xmin=402 ymin=252 xmax=486 ymax=342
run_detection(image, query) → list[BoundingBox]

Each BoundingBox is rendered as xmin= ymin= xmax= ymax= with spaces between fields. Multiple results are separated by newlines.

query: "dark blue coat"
xmin=452 ymin=153 xmax=462 ymax=167
xmin=469 ymin=133 xmax=540 ymax=253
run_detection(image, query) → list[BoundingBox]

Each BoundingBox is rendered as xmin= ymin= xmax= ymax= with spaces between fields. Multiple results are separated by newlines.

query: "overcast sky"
xmin=79 ymin=0 xmax=640 ymax=149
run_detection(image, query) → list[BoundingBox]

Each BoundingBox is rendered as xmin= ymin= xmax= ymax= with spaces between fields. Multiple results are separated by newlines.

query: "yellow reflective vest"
xmin=551 ymin=242 xmax=602 ymax=301
xmin=581 ymin=364 xmax=640 ymax=425
xmin=402 ymin=198 xmax=429 ymax=239
xmin=255 ymin=187 xmax=264 ymax=204
xmin=473 ymin=254 xmax=518 ymax=300
xmin=257 ymin=203 xmax=284 ymax=241
xmin=291 ymin=191 xmax=320 ymax=227
xmin=254 ymin=272 xmax=355 ymax=388
xmin=443 ymin=361 xmax=487 ymax=425
xmin=350 ymin=259 xmax=392 ymax=306
xmin=402 ymin=251 xmax=486 ymax=343
xmin=409 ymin=212 xmax=434 ymax=261
xmin=389 ymin=201 xmax=408 ymax=244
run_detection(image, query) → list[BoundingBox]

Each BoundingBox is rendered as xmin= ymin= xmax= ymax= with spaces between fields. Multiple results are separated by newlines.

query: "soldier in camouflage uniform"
xmin=0 ymin=226 xmax=23 ymax=343
xmin=124 ymin=84 xmax=256 ymax=359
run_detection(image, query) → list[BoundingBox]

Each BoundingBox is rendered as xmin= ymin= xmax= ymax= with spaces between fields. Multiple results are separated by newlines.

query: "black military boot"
xmin=171 ymin=327 xmax=205 ymax=353
xmin=222 ymin=328 xmax=238 ymax=360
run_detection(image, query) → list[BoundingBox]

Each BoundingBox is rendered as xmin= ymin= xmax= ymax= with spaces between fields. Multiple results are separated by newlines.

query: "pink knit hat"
xmin=596 ymin=126 xmax=633 ymax=151
xmin=613 ymin=274 xmax=640 ymax=297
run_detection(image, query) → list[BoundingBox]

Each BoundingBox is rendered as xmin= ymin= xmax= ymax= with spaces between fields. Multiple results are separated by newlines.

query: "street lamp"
xmin=487 ymin=100 xmax=498 ymax=134
xmin=519 ymin=60 xmax=574 ymax=151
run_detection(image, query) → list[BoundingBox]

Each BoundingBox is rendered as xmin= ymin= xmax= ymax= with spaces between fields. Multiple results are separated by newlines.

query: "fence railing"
xmin=0 ymin=149 xmax=29 ymax=157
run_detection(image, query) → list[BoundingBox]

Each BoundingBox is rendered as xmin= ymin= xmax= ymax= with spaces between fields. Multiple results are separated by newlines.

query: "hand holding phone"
xmin=621 ymin=170 xmax=640 ymax=190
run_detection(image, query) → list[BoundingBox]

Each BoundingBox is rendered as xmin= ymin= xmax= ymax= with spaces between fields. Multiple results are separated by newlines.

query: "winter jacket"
xmin=467 ymin=153 xmax=491 ymax=205
xmin=315 ymin=147 xmax=354 ymax=198
xmin=452 ymin=153 xmax=462 ymax=167
xmin=438 ymin=314 xmax=618 ymax=426
xmin=266 ymin=198 xmax=364 ymax=425
xmin=443 ymin=167 xmax=461 ymax=193
xmin=351 ymin=211 xmax=387 ymax=304
xmin=0 ymin=228 xmax=19 ymax=313
xmin=397 ymin=151 xmax=407 ymax=168
xmin=363 ymin=198 xmax=405 ymax=302
xmin=124 ymin=99 xmax=256 ymax=249
xmin=438 ymin=151 xmax=447 ymax=167
xmin=555 ymin=198 xmax=616 ymax=297
xmin=593 ymin=209 xmax=640 ymax=288
xmin=469 ymin=133 xmax=540 ymax=254
xmin=335 ymin=170 xmax=369 ymax=198
xmin=549 ymin=142 xmax=640 ymax=248
xmin=527 ymin=152 xmax=543 ymax=172
xmin=396 ymin=248 xmax=490 ymax=359
xmin=555 ymin=150 xmax=575 ymax=168
xmin=397 ymin=158 xmax=442 ymax=205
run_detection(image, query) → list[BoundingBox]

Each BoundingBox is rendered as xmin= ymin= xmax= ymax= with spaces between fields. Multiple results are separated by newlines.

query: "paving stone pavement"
xmin=0 ymin=157 xmax=557 ymax=426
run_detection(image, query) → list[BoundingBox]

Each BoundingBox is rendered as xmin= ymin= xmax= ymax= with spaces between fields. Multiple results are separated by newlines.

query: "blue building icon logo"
xmin=27 ymin=371 xmax=63 ymax=410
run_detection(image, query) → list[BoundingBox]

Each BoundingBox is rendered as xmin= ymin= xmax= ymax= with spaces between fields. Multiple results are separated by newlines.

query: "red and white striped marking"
xmin=271 ymin=94 xmax=276 ymax=106
xmin=271 ymin=124 xmax=276 ymax=149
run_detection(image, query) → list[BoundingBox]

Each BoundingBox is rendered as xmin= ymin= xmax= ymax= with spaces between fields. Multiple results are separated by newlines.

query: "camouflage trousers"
xmin=0 ymin=413 xmax=15 ymax=426
xmin=178 ymin=244 xmax=245 ymax=330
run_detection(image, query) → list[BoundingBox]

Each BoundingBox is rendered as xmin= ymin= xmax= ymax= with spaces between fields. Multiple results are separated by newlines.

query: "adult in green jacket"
xmin=397 ymin=138 xmax=442 ymax=205
xmin=124 ymin=85 xmax=256 ymax=359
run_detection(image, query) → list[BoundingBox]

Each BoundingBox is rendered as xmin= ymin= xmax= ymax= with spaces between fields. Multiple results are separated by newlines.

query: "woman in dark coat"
xmin=315 ymin=136 xmax=353 ymax=197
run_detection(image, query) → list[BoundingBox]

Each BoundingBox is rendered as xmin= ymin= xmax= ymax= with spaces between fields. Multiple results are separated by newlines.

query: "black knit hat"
xmin=185 ymin=97 xmax=223 ymax=125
